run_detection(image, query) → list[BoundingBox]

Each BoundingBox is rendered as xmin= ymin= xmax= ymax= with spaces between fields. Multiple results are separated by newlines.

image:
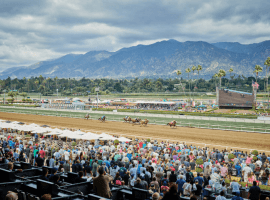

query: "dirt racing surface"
xmin=1 ymin=112 xmax=270 ymax=152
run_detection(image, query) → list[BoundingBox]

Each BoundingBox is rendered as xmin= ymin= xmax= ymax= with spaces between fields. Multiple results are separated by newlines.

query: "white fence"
xmin=0 ymin=106 xmax=269 ymax=124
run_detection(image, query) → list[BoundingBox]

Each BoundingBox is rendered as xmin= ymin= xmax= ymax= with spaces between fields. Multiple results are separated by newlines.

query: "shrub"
xmin=228 ymin=154 xmax=235 ymax=160
xmin=252 ymin=150 xmax=258 ymax=155
xmin=147 ymin=139 xmax=151 ymax=143
xmin=71 ymin=142 xmax=77 ymax=146
xmin=196 ymin=158 xmax=203 ymax=165
xmin=196 ymin=167 xmax=203 ymax=173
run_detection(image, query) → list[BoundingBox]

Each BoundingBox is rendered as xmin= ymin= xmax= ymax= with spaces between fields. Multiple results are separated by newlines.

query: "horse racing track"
xmin=1 ymin=112 xmax=270 ymax=153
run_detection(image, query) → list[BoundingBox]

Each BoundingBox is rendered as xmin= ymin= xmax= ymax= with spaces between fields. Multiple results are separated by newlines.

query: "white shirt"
xmin=216 ymin=195 xmax=227 ymax=200
xmin=242 ymin=166 xmax=252 ymax=177
xmin=64 ymin=151 xmax=70 ymax=160
xmin=230 ymin=182 xmax=240 ymax=192
xmin=256 ymin=160 xmax=262 ymax=168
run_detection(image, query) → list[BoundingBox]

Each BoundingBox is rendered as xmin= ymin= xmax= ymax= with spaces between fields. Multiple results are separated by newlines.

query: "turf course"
xmin=1 ymin=107 xmax=270 ymax=133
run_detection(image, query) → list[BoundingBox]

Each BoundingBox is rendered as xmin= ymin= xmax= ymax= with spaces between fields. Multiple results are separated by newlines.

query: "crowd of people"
xmin=1 ymin=129 xmax=270 ymax=200
xmin=136 ymin=103 xmax=178 ymax=111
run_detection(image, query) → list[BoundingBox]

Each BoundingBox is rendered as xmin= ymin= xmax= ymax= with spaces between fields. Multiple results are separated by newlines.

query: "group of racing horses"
xmin=123 ymin=116 xmax=149 ymax=127
xmin=84 ymin=113 xmax=177 ymax=128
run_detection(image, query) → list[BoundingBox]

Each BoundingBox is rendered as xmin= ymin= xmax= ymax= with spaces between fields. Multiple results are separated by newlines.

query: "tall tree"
xmin=264 ymin=57 xmax=270 ymax=91
xmin=185 ymin=68 xmax=191 ymax=100
xmin=217 ymin=69 xmax=226 ymax=87
xmin=253 ymin=65 xmax=263 ymax=82
xmin=196 ymin=65 xmax=202 ymax=76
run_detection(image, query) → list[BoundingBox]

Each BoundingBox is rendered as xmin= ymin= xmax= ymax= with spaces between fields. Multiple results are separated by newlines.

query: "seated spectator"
xmin=75 ymin=171 xmax=87 ymax=183
xmin=5 ymin=191 xmax=18 ymax=200
xmin=216 ymin=191 xmax=226 ymax=200
xmin=40 ymin=168 xmax=49 ymax=181
xmin=41 ymin=194 xmax=52 ymax=200
xmin=152 ymin=192 xmax=160 ymax=200
xmin=231 ymin=191 xmax=243 ymax=200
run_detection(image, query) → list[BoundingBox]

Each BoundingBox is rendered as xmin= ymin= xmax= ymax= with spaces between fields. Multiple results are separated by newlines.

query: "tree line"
xmin=0 ymin=57 xmax=269 ymax=97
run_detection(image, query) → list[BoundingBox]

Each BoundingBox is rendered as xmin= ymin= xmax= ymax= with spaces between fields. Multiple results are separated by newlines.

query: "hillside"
xmin=1 ymin=39 xmax=269 ymax=79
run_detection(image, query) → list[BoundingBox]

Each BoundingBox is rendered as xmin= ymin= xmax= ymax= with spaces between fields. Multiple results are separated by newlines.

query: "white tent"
xmin=118 ymin=137 xmax=132 ymax=142
xmin=98 ymin=133 xmax=115 ymax=140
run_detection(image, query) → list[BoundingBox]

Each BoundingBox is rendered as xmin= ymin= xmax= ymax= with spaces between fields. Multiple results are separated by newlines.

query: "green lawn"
xmin=1 ymin=107 xmax=270 ymax=133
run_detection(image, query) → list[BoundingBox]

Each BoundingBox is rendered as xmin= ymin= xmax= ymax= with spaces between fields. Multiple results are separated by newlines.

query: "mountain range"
xmin=1 ymin=39 xmax=270 ymax=79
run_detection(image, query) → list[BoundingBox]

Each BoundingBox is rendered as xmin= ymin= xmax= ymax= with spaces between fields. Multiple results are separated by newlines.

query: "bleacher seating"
xmin=219 ymin=88 xmax=254 ymax=108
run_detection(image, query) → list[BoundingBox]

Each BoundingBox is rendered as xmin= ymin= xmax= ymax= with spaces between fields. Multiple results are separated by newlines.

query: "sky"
xmin=0 ymin=0 xmax=270 ymax=70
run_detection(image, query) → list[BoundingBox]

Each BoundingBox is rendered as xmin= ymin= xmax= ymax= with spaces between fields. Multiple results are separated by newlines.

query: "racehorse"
xmin=84 ymin=113 xmax=90 ymax=120
xmin=98 ymin=116 xmax=106 ymax=122
xmin=123 ymin=116 xmax=131 ymax=122
xmin=167 ymin=120 xmax=177 ymax=128
xmin=140 ymin=119 xmax=149 ymax=127
xmin=130 ymin=118 xmax=141 ymax=124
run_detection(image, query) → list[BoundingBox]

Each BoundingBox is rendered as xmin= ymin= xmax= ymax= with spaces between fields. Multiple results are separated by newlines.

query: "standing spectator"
xmin=248 ymin=181 xmax=261 ymax=200
xmin=162 ymin=184 xmax=180 ymax=200
xmin=230 ymin=179 xmax=241 ymax=195
xmin=93 ymin=167 xmax=114 ymax=198
xmin=63 ymin=160 xmax=70 ymax=173
xmin=183 ymin=179 xmax=192 ymax=197
xmin=169 ymin=171 xmax=177 ymax=184
xmin=242 ymin=164 xmax=252 ymax=183
xmin=176 ymin=175 xmax=186 ymax=196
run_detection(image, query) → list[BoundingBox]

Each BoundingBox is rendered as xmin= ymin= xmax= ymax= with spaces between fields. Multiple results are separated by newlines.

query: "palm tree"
xmin=217 ymin=69 xmax=226 ymax=87
xmin=264 ymin=57 xmax=270 ymax=90
xmin=197 ymin=65 xmax=202 ymax=75
xmin=213 ymin=73 xmax=219 ymax=88
xmin=186 ymin=68 xmax=191 ymax=100
xmin=264 ymin=57 xmax=270 ymax=108
xmin=176 ymin=70 xmax=184 ymax=94
xmin=191 ymin=65 xmax=197 ymax=77
xmin=229 ymin=68 xmax=233 ymax=85
xmin=253 ymin=65 xmax=263 ymax=82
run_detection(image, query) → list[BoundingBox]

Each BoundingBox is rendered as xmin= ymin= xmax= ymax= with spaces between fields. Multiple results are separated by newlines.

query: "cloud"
xmin=0 ymin=0 xmax=269 ymax=70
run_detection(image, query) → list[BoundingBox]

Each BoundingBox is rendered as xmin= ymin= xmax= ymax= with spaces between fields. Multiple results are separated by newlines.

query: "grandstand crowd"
xmin=1 ymin=130 xmax=270 ymax=200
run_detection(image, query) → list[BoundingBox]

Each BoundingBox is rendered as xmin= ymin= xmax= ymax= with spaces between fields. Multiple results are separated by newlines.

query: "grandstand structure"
xmin=217 ymin=87 xmax=255 ymax=109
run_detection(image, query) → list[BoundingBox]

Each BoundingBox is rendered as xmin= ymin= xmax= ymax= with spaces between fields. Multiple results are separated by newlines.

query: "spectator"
xmin=93 ymin=166 xmax=114 ymax=198
xmin=231 ymin=191 xmax=243 ymax=200
xmin=40 ymin=194 xmax=52 ymax=200
xmin=152 ymin=192 xmax=160 ymax=200
xmin=183 ymin=179 xmax=192 ymax=197
xmin=5 ymin=191 xmax=18 ymax=200
xmin=216 ymin=191 xmax=226 ymax=200
xmin=248 ymin=181 xmax=261 ymax=200
xmin=162 ymin=184 xmax=180 ymax=200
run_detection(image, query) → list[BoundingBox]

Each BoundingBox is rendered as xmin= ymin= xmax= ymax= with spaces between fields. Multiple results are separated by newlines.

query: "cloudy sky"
xmin=0 ymin=0 xmax=269 ymax=70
